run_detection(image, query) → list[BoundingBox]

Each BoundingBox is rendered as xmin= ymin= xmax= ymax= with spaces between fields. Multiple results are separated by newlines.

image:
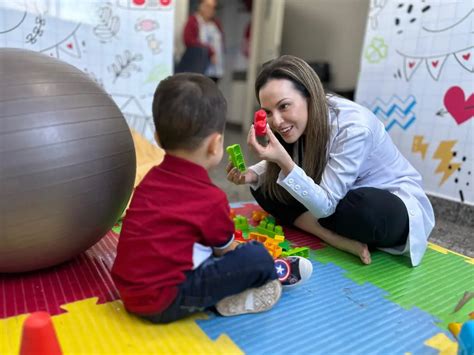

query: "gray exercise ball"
xmin=0 ymin=48 xmax=136 ymax=273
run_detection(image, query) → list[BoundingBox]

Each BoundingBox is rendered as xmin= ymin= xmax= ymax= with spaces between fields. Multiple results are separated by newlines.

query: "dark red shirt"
xmin=111 ymin=154 xmax=234 ymax=315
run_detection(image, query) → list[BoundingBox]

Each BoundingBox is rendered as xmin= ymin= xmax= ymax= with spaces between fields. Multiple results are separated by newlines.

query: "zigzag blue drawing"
xmin=362 ymin=95 xmax=417 ymax=131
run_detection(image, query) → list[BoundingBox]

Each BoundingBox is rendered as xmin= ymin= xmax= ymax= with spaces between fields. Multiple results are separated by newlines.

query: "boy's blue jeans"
xmin=140 ymin=241 xmax=278 ymax=324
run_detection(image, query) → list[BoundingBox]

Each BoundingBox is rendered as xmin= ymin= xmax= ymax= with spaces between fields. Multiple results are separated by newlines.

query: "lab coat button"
xmin=410 ymin=210 xmax=415 ymax=216
xmin=288 ymin=178 xmax=294 ymax=184
xmin=295 ymin=184 xmax=300 ymax=190
xmin=302 ymin=191 xmax=308 ymax=196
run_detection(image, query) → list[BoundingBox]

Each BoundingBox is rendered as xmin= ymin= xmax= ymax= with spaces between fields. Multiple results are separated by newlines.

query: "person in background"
xmin=183 ymin=0 xmax=224 ymax=82
xmin=227 ymin=55 xmax=435 ymax=267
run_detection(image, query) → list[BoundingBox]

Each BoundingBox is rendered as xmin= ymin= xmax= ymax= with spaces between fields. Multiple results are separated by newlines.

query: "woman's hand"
xmin=247 ymin=124 xmax=295 ymax=176
xmin=226 ymin=162 xmax=258 ymax=185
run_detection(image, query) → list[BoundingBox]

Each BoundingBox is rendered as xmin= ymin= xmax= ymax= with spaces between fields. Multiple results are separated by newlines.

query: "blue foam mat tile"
xmin=197 ymin=260 xmax=451 ymax=354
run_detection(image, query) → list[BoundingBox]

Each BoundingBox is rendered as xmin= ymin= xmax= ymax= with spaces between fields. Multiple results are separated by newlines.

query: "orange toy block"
xmin=251 ymin=210 xmax=268 ymax=223
xmin=264 ymin=240 xmax=282 ymax=258
xmin=264 ymin=238 xmax=279 ymax=246
xmin=272 ymin=247 xmax=282 ymax=258
xmin=248 ymin=232 xmax=268 ymax=243
xmin=248 ymin=232 xmax=282 ymax=257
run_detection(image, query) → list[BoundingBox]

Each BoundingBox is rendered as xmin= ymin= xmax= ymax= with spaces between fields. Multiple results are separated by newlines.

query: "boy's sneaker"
xmin=274 ymin=256 xmax=313 ymax=289
xmin=215 ymin=279 xmax=282 ymax=316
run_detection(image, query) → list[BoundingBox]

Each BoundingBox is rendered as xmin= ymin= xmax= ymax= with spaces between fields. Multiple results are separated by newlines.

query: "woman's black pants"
xmin=251 ymin=187 xmax=409 ymax=248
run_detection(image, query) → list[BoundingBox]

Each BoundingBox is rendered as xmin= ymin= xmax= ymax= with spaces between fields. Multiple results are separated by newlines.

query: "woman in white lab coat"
xmin=227 ymin=55 xmax=435 ymax=266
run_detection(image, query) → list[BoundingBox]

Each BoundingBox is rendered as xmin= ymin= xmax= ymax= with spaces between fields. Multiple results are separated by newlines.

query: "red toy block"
xmin=234 ymin=230 xmax=245 ymax=242
xmin=20 ymin=312 xmax=62 ymax=355
xmin=254 ymin=109 xmax=267 ymax=136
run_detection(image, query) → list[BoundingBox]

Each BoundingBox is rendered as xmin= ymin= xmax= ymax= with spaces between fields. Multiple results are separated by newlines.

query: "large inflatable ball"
xmin=0 ymin=49 xmax=136 ymax=272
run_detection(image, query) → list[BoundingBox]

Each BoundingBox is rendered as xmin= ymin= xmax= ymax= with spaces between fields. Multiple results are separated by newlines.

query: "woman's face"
xmin=198 ymin=0 xmax=217 ymax=22
xmin=258 ymin=78 xmax=308 ymax=144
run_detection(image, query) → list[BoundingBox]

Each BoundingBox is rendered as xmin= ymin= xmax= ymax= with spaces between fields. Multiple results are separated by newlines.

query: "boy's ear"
xmin=207 ymin=132 xmax=223 ymax=155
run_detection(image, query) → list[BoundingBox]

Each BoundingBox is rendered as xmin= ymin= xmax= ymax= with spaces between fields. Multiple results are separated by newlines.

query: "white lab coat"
xmin=249 ymin=96 xmax=435 ymax=266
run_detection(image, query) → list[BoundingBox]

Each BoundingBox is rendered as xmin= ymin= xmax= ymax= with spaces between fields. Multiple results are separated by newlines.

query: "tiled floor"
xmin=209 ymin=126 xmax=474 ymax=258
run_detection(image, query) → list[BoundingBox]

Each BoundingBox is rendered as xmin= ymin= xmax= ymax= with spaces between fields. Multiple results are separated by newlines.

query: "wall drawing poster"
xmin=356 ymin=0 xmax=473 ymax=204
xmin=1 ymin=0 xmax=174 ymax=143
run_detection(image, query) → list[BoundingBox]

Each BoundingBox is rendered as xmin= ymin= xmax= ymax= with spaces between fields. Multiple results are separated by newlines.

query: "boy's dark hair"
xmin=152 ymin=73 xmax=227 ymax=150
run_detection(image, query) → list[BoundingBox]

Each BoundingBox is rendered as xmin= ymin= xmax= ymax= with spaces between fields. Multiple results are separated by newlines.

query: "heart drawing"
xmin=443 ymin=86 xmax=474 ymax=125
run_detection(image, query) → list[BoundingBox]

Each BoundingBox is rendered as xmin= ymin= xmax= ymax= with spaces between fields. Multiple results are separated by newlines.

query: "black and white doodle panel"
xmin=0 ymin=0 xmax=174 ymax=143
xmin=356 ymin=0 xmax=473 ymax=204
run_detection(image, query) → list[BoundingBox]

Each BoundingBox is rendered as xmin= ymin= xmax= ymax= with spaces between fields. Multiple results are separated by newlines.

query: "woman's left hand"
xmin=247 ymin=124 xmax=295 ymax=175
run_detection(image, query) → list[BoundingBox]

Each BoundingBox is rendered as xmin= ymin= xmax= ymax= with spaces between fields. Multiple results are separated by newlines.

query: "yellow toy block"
xmin=274 ymin=235 xmax=285 ymax=243
xmin=449 ymin=323 xmax=462 ymax=338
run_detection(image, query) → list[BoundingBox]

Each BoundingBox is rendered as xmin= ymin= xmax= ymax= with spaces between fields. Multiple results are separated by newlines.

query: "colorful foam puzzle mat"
xmin=1 ymin=201 xmax=473 ymax=354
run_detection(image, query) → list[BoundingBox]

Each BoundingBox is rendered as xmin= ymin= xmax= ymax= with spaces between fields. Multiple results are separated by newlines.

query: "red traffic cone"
xmin=19 ymin=312 xmax=62 ymax=355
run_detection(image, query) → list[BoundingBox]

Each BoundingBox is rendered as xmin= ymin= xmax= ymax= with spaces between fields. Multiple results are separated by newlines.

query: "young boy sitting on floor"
xmin=112 ymin=73 xmax=312 ymax=323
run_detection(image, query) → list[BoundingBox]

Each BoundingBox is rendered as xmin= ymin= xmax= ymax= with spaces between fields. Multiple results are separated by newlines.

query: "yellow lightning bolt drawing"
xmin=433 ymin=141 xmax=461 ymax=185
xmin=412 ymin=135 xmax=429 ymax=159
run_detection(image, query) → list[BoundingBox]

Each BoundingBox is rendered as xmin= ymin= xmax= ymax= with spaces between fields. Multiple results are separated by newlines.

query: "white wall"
xmin=281 ymin=0 xmax=370 ymax=91
xmin=216 ymin=0 xmax=252 ymax=118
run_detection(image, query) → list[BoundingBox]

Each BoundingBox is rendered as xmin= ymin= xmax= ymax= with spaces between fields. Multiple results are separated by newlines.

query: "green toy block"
xmin=264 ymin=216 xmax=276 ymax=225
xmin=112 ymin=216 xmax=123 ymax=234
xmin=233 ymin=215 xmax=249 ymax=233
xmin=226 ymin=144 xmax=246 ymax=172
xmin=256 ymin=220 xmax=284 ymax=238
xmin=278 ymin=240 xmax=291 ymax=251
xmin=281 ymin=247 xmax=310 ymax=258
xmin=112 ymin=221 xmax=122 ymax=234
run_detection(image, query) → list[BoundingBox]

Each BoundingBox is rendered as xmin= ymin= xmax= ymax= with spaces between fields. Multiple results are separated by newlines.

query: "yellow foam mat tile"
xmin=424 ymin=333 xmax=458 ymax=355
xmin=428 ymin=242 xmax=474 ymax=265
xmin=1 ymin=298 xmax=243 ymax=354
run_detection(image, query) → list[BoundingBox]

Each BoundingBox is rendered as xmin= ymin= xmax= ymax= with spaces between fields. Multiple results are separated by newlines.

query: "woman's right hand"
xmin=226 ymin=162 xmax=258 ymax=185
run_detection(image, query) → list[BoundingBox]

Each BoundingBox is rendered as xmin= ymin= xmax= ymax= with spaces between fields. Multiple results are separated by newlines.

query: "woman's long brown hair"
xmin=255 ymin=55 xmax=331 ymax=203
